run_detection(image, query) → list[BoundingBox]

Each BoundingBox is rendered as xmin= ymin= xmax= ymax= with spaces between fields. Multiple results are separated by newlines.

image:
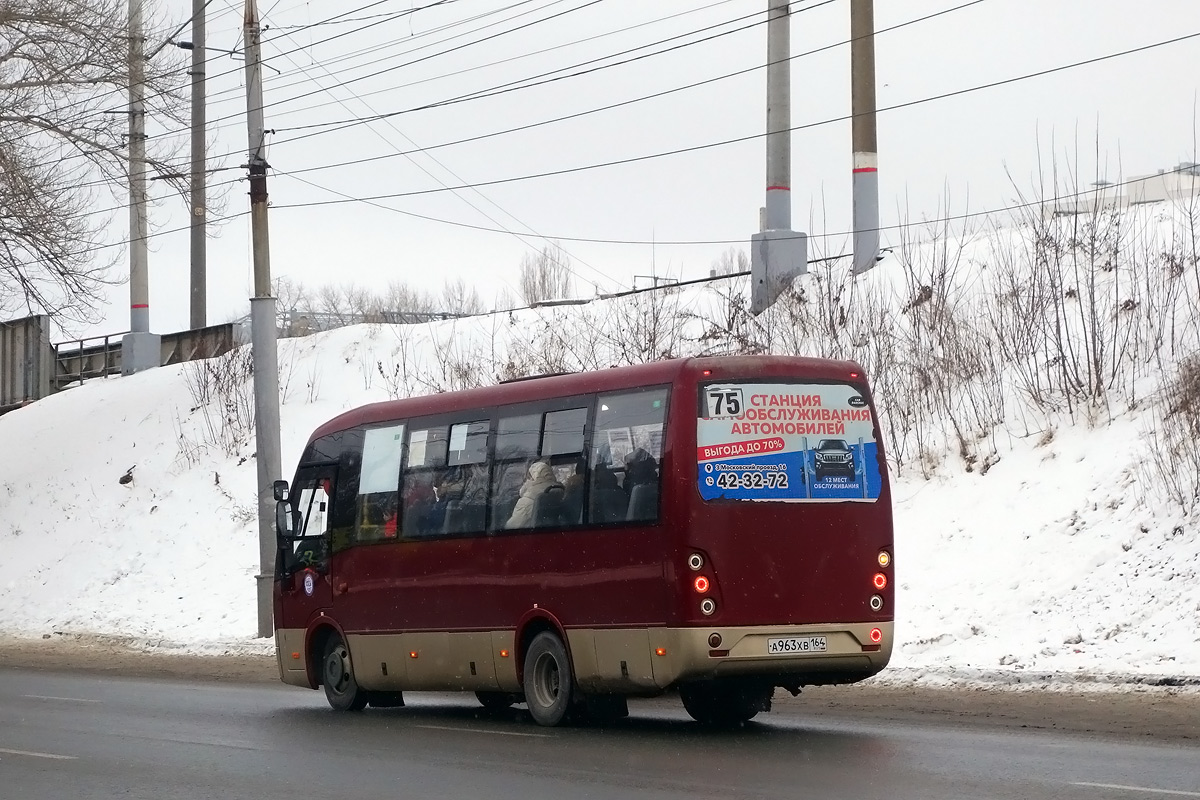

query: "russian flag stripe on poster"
xmin=698 ymin=437 xmax=786 ymax=462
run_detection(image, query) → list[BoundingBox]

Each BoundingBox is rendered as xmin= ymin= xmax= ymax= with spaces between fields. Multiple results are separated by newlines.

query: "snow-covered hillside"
xmin=3 ymin=204 xmax=1199 ymax=687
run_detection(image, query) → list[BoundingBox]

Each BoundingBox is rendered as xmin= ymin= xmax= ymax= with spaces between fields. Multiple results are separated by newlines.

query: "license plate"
xmin=767 ymin=636 xmax=828 ymax=655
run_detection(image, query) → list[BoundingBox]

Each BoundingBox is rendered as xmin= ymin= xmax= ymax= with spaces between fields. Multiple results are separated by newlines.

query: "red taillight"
xmin=870 ymin=628 xmax=883 ymax=643
xmin=873 ymin=572 xmax=888 ymax=590
xmin=694 ymin=575 xmax=710 ymax=593
xmin=850 ymin=371 xmax=859 ymax=378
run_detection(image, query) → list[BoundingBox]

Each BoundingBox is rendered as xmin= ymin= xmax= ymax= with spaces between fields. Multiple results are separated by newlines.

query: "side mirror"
xmin=273 ymin=479 xmax=290 ymax=503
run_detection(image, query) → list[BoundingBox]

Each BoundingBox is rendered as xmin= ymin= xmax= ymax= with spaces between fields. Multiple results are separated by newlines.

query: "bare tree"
xmin=382 ymin=280 xmax=435 ymax=316
xmin=441 ymin=277 xmax=483 ymax=316
xmin=0 ymin=0 xmax=189 ymax=323
xmin=518 ymin=244 xmax=573 ymax=304
xmin=710 ymin=247 xmax=749 ymax=276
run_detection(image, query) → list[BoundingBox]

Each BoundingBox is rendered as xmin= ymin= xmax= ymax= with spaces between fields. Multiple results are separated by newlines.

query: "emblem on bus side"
xmin=303 ymin=572 xmax=315 ymax=597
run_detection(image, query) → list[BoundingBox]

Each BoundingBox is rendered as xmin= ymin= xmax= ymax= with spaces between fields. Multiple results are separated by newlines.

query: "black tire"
xmin=322 ymin=634 xmax=368 ymax=712
xmin=523 ymin=631 xmax=575 ymax=727
xmin=476 ymin=691 xmax=515 ymax=713
xmin=680 ymin=682 xmax=772 ymax=725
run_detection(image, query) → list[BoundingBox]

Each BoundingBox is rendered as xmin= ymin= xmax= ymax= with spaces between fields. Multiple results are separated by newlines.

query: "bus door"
xmin=277 ymin=465 xmax=337 ymax=627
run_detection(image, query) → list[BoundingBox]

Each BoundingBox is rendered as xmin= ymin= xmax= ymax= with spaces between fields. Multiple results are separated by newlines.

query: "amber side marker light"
xmin=693 ymin=576 xmax=710 ymax=593
xmin=409 ymin=651 xmax=419 ymax=659
xmin=877 ymin=551 xmax=891 ymax=568
xmin=870 ymin=628 xmax=883 ymax=644
xmin=655 ymin=648 xmax=667 ymax=657
xmin=291 ymin=652 xmax=301 ymax=660
xmin=499 ymin=649 xmax=510 ymax=658
xmin=873 ymin=572 xmax=888 ymax=590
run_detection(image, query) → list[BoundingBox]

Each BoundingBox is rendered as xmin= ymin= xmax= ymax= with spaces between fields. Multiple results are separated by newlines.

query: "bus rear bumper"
xmin=648 ymin=621 xmax=893 ymax=688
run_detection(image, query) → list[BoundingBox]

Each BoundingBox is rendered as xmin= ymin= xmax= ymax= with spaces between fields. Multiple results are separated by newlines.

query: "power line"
xmin=269 ymin=0 xmax=824 ymax=136
xmin=267 ymin=29 xmax=1200 ymax=214
xmin=114 ymin=0 xmax=823 ymax=181
xmin=270 ymin=40 xmax=622 ymax=293
xmin=265 ymin=0 xmax=987 ymax=179
xmin=0 ymin=0 xmax=504 ymax=156
xmin=21 ymin=16 xmax=1192 ymax=244
xmin=234 ymin=0 xmax=743 ymax=135
xmin=10 ymin=0 xmax=802 ymax=193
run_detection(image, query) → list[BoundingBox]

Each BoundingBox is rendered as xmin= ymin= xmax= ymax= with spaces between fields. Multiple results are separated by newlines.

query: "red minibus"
xmin=273 ymin=355 xmax=893 ymax=725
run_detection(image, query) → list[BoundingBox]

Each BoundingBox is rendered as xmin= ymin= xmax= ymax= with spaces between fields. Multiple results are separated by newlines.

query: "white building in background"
xmin=1045 ymin=162 xmax=1200 ymax=218
xmin=1126 ymin=162 xmax=1200 ymax=205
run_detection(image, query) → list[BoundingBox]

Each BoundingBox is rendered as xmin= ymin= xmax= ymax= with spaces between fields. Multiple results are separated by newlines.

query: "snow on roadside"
xmin=2 ymin=277 xmax=1199 ymax=692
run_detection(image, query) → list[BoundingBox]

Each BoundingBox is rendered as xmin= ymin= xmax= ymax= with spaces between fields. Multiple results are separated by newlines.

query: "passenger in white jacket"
xmin=505 ymin=461 xmax=557 ymax=529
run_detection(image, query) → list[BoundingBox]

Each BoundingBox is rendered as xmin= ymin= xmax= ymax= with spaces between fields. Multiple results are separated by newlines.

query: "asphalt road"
xmin=1 ymin=667 xmax=1197 ymax=800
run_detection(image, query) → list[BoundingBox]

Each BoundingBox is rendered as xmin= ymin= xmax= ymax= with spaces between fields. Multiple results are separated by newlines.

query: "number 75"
xmin=707 ymin=388 xmax=743 ymax=416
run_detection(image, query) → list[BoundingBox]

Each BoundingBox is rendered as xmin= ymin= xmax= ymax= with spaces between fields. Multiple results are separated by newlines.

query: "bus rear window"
xmin=697 ymin=382 xmax=881 ymax=502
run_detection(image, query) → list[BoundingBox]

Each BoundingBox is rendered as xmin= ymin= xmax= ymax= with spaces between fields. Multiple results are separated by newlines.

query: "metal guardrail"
xmin=3 ymin=303 xmax=446 ymax=413
xmin=52 ymin=330 xmax=125 ymax=388
xmin=51 ymin=323 xmax=242 ymax=390
xmin=279 ymin=308 xmax=461 ymax=337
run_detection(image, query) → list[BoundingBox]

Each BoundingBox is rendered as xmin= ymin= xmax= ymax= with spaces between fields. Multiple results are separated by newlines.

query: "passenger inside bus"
xmin=561 ymin=457 xmax=588 ymax=523
xmin=588 ymin=462 xmax=625 ymax=524
xmin=623 ymin=447 xmax=660 ymax=521
xmin=505 ymin=460 xmax=557 ymax=529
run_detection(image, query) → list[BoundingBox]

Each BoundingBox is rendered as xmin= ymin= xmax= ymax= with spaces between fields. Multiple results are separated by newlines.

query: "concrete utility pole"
xmin=750 ymin=0 xmax=807 ymax=315
xmin=244 ymin=0 xmax=282 ymax=639
xmin=189 ymin=0 xmax=207 ymax=328
xmin=851 ymin=0 xmax=880 ymax=275
xmin=122 ymin=0 xmax=161 ymax=374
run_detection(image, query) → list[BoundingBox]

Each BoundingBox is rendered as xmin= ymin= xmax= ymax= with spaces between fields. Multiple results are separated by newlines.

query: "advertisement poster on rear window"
xmin=697 ymin=382 xmax=882 ymax=503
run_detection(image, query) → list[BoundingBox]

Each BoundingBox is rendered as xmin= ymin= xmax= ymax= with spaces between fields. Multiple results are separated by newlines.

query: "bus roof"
xmin=307 ymin=354 xmax=864 ymax=443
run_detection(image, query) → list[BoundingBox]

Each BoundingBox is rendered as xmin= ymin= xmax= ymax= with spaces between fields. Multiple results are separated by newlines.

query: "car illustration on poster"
xmin=814 ymin=438 xmax=855 ymax=480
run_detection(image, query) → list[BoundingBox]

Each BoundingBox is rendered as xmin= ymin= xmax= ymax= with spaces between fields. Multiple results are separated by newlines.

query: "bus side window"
xmin=591 ymin=388 xmax=668 ymax=523
xmin=353 ymin=424 xmax=404 ymax=546
xmin=490 ymin=413 xmax=540 ymax=531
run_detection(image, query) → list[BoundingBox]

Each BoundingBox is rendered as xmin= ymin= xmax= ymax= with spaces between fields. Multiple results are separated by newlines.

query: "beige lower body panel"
xmin=347 ymin=631 xmax=516 ymax=693
xmin=276 ymin=622 xmax=892 ymax=695
xmin=648 ymin=621 xmax=893 ymax=687
xmin=276 ymin=629 xmax=310 ymax=688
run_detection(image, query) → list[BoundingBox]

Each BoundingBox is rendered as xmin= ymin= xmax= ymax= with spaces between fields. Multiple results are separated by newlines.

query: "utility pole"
xmin=189 ymin=0 xmax=207 ymax=328
xmin=750 ymin=0 xmax=807 ymax=315
xmin=244 ymin=0 xmax=282 ymax=639
xmin=851 ymin=0 xmax=880 ymax=274
xmin=122 ymin=0 xmax=161 ymax=374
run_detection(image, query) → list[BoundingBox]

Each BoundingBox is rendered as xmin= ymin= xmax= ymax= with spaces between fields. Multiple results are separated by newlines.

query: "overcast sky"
xmin=73 ymin=0 xmax=1200 ymax=339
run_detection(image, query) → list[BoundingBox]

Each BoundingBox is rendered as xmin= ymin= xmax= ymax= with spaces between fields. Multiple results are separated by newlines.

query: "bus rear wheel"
xmin=523 ymin=631 xmax=575 ymax=727
xmin=680 ymin=681 xmax=772 ymax=725
xmin=321 ymin=634 xmax=368 ymax=712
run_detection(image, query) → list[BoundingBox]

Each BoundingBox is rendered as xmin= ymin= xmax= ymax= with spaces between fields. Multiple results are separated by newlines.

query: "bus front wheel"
xmin=523 ymin=632 xmax=575 ymax=726
xmin=680 ymin=681 xmax=772 ymax=725
xmin=321 ymin=634 xmax=368 ymax=712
